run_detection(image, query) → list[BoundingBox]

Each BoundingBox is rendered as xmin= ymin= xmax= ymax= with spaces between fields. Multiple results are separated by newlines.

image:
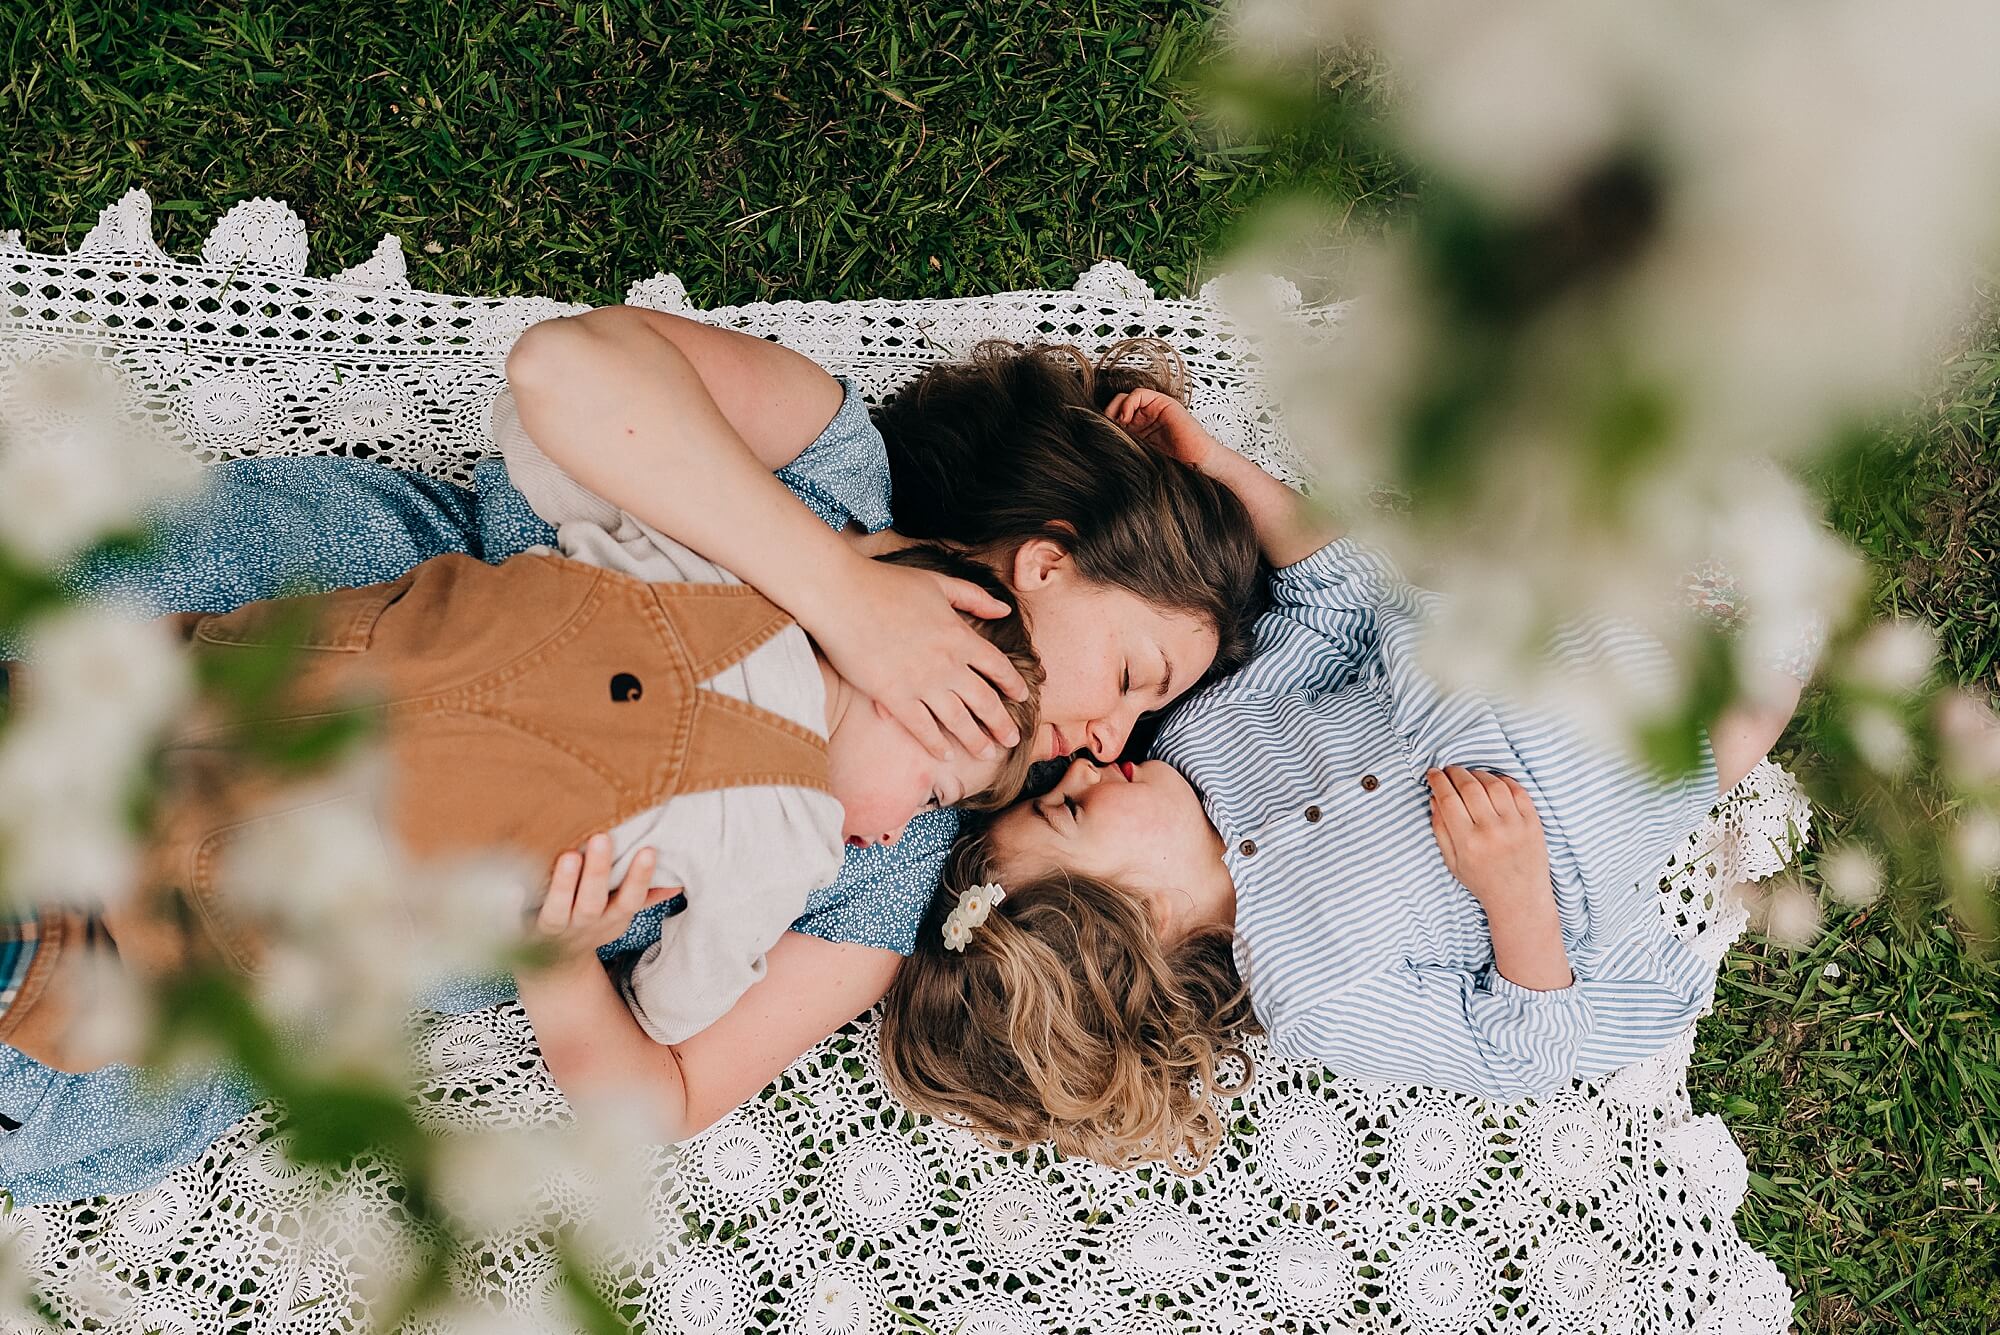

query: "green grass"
xmin=4 ymin=3 xmax=1996 ymax=1330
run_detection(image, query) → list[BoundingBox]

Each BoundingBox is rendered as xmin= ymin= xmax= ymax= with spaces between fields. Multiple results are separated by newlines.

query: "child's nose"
xmin=1061 ymin=756 xmax=1100 ymax=791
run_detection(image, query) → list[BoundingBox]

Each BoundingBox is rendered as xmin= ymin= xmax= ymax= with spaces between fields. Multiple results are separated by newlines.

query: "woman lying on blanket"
xmin=0 ymin=313 xmax=1262 ymax=1205
xmin=879 ymin=388 xmax=1808 ymax=1169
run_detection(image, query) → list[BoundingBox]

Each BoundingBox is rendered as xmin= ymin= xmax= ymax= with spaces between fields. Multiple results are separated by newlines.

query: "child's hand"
xmin=1426 ymin=767 xmax=1553 ymax=910
xmin=531 ymin=835 xmax=685 ymax=966
xmin=812 ymin=557 xmax=1029 ymax=762
xmin=1105 ymin=387 xmax=1219 ymax=474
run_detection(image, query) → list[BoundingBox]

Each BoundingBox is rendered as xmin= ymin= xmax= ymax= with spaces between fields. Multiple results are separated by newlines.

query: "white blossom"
xmin=1233 ymin=0 xmax=1993 ymax=754
xmin=1848 ymin=706 xmax=1913 ymax=777
xmin=0 ymin=609 xmax=190 ymax=909
xmin=1950 ymin=812 xmax=2000 ymax=884
xmin=1843 ymin=621 xmax=1938 ymax=696
xmin=1759 ymin=878 xmax=1823 ymax=949
xmin=1818 ymin=845 xmax=1884 ymax=909
xmin=0 ymin=353 xmax=199 ymax=565
xmin=1937 ymin=690 xmax=2000 ymax=789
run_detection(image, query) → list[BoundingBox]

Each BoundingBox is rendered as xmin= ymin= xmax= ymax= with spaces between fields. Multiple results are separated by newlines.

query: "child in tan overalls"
xmin=1 ymin=534 xmax=1041 ymax=1076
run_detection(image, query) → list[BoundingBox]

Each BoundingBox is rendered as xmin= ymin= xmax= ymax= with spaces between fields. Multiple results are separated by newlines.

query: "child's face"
xmin=985 ymin=756 xmax=1227 ymax=939
xmin=826 ymin=700 xmax=1004 ymax=847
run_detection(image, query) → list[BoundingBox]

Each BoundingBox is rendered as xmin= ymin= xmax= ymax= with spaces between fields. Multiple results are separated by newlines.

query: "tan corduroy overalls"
xmin=1 ymin=550 xmax=831 ymax=1070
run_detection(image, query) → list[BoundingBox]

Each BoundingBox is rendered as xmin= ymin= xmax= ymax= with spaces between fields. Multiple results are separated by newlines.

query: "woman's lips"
xmin=1117 ymin=760 xmax=1136 ymax=780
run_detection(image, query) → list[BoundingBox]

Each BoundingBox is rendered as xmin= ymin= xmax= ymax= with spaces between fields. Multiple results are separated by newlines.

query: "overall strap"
xmin=650 ymin=583 xmax=802 ymax=682
xmin=677 ymin=690 xmax=835 ymax=798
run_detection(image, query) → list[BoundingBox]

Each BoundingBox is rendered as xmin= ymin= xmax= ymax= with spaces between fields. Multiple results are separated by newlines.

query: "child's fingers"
xmin=1427 ymin=790 xmax=1460 ymax=868
xmin=1473 ymin=770 xmax=1518 ymax=821
xmin=1444 ymin=766 xmax=1501 ymax=823
xmin=1426 ymin=769 xmax=1474 ymax=842
xmin=545 ymin=848 xmax=582 ymax=898
xmin=536 ymin=854 xmax=581 ymax=934
xmin=574 ymin=833 xmax=615 ymax=923
xmin=606 ymin=849 xmax=658 ymax=920
xmin=1498 ymin=774 xmax=1540 ymax=822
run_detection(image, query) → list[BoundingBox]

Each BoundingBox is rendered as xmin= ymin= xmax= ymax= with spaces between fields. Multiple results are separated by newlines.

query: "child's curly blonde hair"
xmin=879 ymin=829 xmax=1258 ymax=1171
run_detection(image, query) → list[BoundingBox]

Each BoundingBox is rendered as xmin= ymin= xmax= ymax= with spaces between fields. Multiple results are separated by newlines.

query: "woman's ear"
xmin=1010 ymin=538 xmax=1070 ymax=590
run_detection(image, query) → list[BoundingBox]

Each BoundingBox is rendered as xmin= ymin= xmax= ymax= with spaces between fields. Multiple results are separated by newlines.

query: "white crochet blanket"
xmin=2 ymin=190 xmax=1801 ymax=1335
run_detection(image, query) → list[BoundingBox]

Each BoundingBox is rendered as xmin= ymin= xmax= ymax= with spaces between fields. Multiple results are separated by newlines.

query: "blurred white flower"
xmin=14 ymin=606 xmax=192 ymax=755
xmin=60 ymin=945 xmax=158 ymax=1070
xmin=407 ymin=852 xmax=538 ymax=988
xmin=214 ymin=775 xmax=400 ymax=925
xmin=1848 ymin=706 xmax=1913 ymax=777
xmin=1937 ymin=690 xmax=2000 ymax=788
xmin=1843 ymin=621 xmax=1939 ymax=696
xmin=1758 ymin=878 xmax=1824 ymax=949
xmin=1821 ymin=961 xmax=1842 ymax=980
xmin=0 ymin=610 xmax=190 ymax=909
xmin=1950 ymin=811 xmax=2000 ymax=884
xmin=0 ymin=353 xmax=200 ymax=565
xmin=1817 ymin=845 xmax=1884 ymax=909
xmin=1233 ymin=0 xmax=1996 ymax=768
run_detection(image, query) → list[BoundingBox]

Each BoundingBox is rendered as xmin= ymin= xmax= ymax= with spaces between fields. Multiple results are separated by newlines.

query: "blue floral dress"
xmin=0 ymin=381 xmax=959 ymax=1205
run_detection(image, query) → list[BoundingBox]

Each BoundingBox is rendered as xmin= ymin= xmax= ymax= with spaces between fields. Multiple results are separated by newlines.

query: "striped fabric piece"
xmin=0 ymin=914 xmax=40 ymax=1018
xmin=1154 ymin=539 xmax=1720 ymax=1101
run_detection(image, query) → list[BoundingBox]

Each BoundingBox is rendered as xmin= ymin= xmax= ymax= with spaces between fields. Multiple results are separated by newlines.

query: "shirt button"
xmin=1360 ymin=774 xmax=1380 ymax=792
xmin=1239 ymin=839 xmax=1258 ymax=857
xmin=1304 ymin=805 xmax=1322 ymax=823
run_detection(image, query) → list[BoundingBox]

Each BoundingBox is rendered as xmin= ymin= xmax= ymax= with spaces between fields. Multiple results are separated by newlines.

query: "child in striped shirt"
xmin=879 ymin=389 xmax=1806 ymax=1169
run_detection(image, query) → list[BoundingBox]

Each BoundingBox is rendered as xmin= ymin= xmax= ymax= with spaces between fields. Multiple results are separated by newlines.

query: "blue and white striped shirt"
xmin=1153 ymin=539 xmax=1720 ymax=1100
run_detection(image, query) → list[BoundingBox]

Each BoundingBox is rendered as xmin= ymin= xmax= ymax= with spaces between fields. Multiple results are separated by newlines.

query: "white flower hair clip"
xmin=942 ymin=881 xmax=1007 ymax=952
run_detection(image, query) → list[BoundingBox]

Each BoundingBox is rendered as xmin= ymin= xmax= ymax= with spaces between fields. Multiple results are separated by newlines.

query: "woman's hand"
xmin=806 ymin=555 xmax=1029 ymax=761
xmin=1106 ymin=387 xmax=1219 ymax=474
xmin=531 ymin=835 xmax=684 ymax=965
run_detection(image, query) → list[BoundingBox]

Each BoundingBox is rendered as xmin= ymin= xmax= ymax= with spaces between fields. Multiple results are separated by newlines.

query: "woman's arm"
xmin=1106 ymin=387 xmax=1340 ymax=567
xmin=505 ymin=308 xmax=1025 ymax=757
xmin=520 ymin=931 xmax=901 ymax=1140
xmin=1709 ymin=666 xmax=1805 ymax=793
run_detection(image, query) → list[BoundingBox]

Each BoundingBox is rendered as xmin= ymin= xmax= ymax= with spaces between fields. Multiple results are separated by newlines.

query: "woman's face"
xmin=1008 ymin=539 xmax=1218 ymax=762
xmin=985 ymin=756 xmax=1227 ymax=939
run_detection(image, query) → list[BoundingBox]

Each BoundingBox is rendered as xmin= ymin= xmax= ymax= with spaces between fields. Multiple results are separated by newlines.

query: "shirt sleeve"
xmin=615 ymin=789 xmax=847 ymax=1045
xmin=1228 ymin=537 xmax=1402 ymax=698
xmin=772 ymin=377 xmax=894 ymax=535
xmin=1273 ymin=962 xmax=1594 ymax=1102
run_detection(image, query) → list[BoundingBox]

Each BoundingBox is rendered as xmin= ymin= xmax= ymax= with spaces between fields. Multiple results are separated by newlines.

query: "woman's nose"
xmin=1087 ymin=707 xmax=1138 ymax=761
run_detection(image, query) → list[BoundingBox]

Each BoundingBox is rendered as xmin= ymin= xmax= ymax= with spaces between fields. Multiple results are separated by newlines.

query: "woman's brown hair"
xmin=873 ymin=340 xmax=1265 ymax=682
xmin=878 ymin=831 xmax=1259 ymax=1170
